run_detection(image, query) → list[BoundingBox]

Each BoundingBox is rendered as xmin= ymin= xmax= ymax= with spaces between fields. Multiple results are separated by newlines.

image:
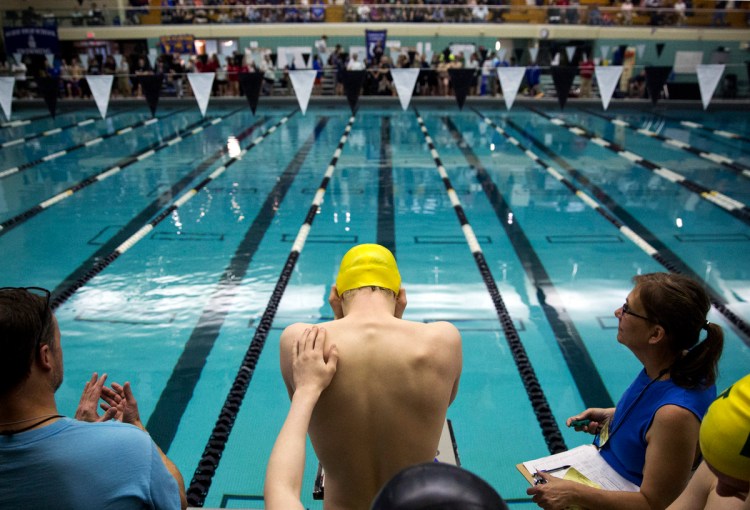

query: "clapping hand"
xmin=74 ymin=372 xmax=119 ymax=422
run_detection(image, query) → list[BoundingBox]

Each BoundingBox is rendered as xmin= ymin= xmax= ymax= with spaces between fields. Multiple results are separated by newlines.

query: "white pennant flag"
xmin=147 ymin=54 xmax=157 ymax=69
xmin=86 ymin=75 xmax=114 ymax=119
xmin=565 ymin=46 xmax=577 ymax=63
xmin=600 ymin=45 xmax=610 ymax=62
xmin=595 ymin=66 xmax=623 ymax=111
xmin=79 ymin=53 xmax=89 ymax=68
xmin=13 ymin=53 xmax=22 ymax=65
xmin=551 ymin=53 xmax=560 ymax=66
xmin=113 ymin=54 xmax=123 ymax=68
xmin=187 ymin=72 xmax=215 ymax=118
xmin=391 ymin=68 xmax=420 ymax=111
xmin=636 ymin=44 xmax=646 ymax=60
xmin=696 ymin=64 xmax=724 ymax=110
xmin=0 ymin=77 xmax=15 ymax=121
xmin=497 ymin=67 xmax=526 ymax=110
xmin=498 ymin=48 xmax=507 ymax=62
xmin=288 ymin=70 xmax=316 ymax=115
xmin=45 ymin=53 xmax=55 ymax=68
xmin=529 ymin=47 xmax=539 ymax=64
xmin=218 ymin=54 xmax=227 ymax=67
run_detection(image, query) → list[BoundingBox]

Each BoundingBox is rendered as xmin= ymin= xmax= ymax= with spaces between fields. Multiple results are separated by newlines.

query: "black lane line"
xmin=0 ymin=109 xmax=130 ymax=150
xmin=0 ymin=108 xmax=188 ymax=179
xmin=581 ymin=107 xmax=750 ymax=179
xmin=525 ymin=106 xmax=750 ymax=227
xmin=503 ymin=116 xmax=750 ymax=346
xmin=414 ymin=109 xmax=567 ymax=455
xmin=50 ymin=116 xmax=267 ymax=309
xmin=378 ymin=116 xmax=396 ymax=254
xmin=0 ymin=113 xmax=227 ymax=237
xmin=186 ymin=114 xmax=357 ymax=507
xmin=147 ymin=116 xmax=327 ymax=454
xmin=443 ymin=116 xmax=613 ymax=411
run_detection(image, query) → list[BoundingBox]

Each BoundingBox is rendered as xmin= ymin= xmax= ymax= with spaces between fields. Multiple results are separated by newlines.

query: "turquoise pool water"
xmin=1 ymin=101 xmax=748 ymax=508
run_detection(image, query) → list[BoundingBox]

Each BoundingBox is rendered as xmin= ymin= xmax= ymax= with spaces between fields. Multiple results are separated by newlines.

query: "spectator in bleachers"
xmin=578 ymin=54 xmax=595 ymax=98
xmin=673 ymin=0 xmax=687 ymax=25
xmin=620 ymin=0 xmax=634 ymax=25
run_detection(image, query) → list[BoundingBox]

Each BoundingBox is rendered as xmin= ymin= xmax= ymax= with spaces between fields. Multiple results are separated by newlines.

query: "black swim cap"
xmin=370 ymin=463 xmax=508 ymax=510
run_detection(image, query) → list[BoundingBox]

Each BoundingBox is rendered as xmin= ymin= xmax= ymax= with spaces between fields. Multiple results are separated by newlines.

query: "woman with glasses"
xmin=528 ymin=273 xmax=724 ymax=510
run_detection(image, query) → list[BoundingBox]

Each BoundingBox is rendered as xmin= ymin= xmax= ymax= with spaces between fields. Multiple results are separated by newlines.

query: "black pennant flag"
xmin=140 ymin=75 xmax=163 ymax=117
xmin=551 ymin=66 xmax=576 ymax=109
xmin=343 ymin=70 xmax=366 ymax=114
xmin=448 ymin=68 xmax=477 ymax=110
xmin=746 ymin=61 xmax=749 ymax=85
xmin=514 ymin=47 xmax=524 ymax=64
xmin=239 ymin=72 xmax=264 ymax=114
xmin=656 ymin=43 xmax=665 ymax=58
xmin=645 ymin=66 xmax=672 ymax=105
xmin=37 ymin=77 xmax=59 ymax=118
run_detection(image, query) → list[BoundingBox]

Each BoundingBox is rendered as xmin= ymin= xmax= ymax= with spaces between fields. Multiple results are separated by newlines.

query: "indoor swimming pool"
xmin=1 ymin=100 xmax=748 ymax=508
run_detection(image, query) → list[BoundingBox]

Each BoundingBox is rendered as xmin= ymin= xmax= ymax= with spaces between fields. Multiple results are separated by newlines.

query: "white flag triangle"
xmin=636 ymin=44 xmax=646 ymax=60
xmin=0 ymin=77 xmax=15 ymax=121
xmin=187 ymin=72 xmax=215 ymax=118
xmin=551 ymin=53 xmax=560 ymax=66
xmin=13 ymin=53 xmax=22 ymax=65
xmin=529 ymin=47 xmax=539 ymax=64
xmin=391 ymin=68 xmax=420 ymax=111
xmin=595 ymin=66 xmax=623 ymax=111
xmin=497 ymin=67 xmax=526 ymax=110
xmin=79 ymin=54 xmax=89 ymax=69
xmin=498 ymin=48 xmax=507 ymax=62
xmin=600 ymin=45 xmax=610 ymax=61
xmin=565 ymin=46 xmax=577 ymax=63
xmin=45 ymin=53 xmax=55 ymax=68
xmin=147 ymin=54 xmax=157 ymax=69
xmin=288 ymin=70 xmax=317 ymax=115
xmin=696 ymin=64 xmax=724 ymax=110
xmin=114 ymin=54 xmax=123 ymax=68
xmin=86 ymin=75 xmax=114 ymax=119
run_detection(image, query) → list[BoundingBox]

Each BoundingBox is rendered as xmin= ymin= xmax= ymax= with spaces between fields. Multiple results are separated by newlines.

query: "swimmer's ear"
xmin=329 ymin=285 xmax=344 ymax=320
xmin=395 ymin=288 xmax=407 ymax=319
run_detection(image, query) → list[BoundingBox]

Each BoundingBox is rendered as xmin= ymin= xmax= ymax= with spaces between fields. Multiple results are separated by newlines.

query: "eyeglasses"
xmin=621 ymin=302 xmax=653 ymax=323
xmin=0 ymin=287 xmax=52 ymax=350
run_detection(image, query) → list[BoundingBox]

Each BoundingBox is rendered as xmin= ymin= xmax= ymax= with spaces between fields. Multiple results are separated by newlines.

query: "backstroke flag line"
xmin=595 ymin=66 xmax=623 ymax=111
xmin=86 ymin=75 xmax=114 ymax=119
xmin=391 ymin=68 xmax=420 ymax=111
xmin=497 ymin=67 xmax=525 ymax=110
xmin=695 ymin=64 xmax=724 ymax=110
xmin=0 ymin=77 xmax=14 ymax=121
xmin=188 ymin=72 xmax=215 ymax=117
xmin=288 ymin=70 xmax=316 ymax=115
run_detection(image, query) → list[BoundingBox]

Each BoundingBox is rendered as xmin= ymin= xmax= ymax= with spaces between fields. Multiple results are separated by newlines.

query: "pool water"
xmin=1 ymin=101 xmax=748 ymax=508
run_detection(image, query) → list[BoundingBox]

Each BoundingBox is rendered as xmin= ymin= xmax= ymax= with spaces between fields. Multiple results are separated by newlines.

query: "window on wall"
xmin=194 ymin=39 xmax=238 ymax=56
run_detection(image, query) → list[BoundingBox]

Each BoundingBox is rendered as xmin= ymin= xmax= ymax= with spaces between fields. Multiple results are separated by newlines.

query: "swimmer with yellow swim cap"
xmin=278 ymin=244 xmax=463 ymax=510
xmin=668 ymin=374 xmax=750 ymax=510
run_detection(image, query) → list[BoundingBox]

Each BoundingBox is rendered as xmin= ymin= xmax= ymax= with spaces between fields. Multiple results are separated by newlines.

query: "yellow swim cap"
xmin=699 ymin=374 xmax=750 ymax=481
xmin=336 ymin=244 xmax=401 ymax=296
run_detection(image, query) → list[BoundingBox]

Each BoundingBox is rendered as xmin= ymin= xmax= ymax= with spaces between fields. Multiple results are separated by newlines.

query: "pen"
xmin=533 ymin=465 xmax=571 ymax=485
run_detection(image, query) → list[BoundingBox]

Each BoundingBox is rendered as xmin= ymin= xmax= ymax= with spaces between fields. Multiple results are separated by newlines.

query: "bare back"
xmin=280 ymin=314 xmax=462 ymax=510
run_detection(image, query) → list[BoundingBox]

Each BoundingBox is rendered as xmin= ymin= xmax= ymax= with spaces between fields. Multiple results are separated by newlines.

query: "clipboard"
xmin=313 ymin=419 xmax=460 ymax=500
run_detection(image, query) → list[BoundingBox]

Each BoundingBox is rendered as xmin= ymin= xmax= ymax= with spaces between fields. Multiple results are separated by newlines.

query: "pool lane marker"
xmin=582 ymin=108 xmax=750 ymax=179
xmin=525 ymin=106 xmax=750 ymax=227
xmin=0 ymin=108 xmax=188 ymax=179
xmin=444 ymin=115 xmax=614 ymax=413
xmin=0 ymin=110 xmax=130 ymax=150
xmin=50 ymin=115 xmax=269 ymax=310
xmin=671 ymin=117 xmax=750 ymax=145
xmin=0 ymin=109 xmax=240 ymax=236
xmin=413 ymin=109 xmax=567 ymax=455
xmin=378 ymin=116 xmax=396 ymax=254
xmin=479 ymin=111 xmax=750 ymax=344
xmin=185 ymin=115 xmax=353 ymax=507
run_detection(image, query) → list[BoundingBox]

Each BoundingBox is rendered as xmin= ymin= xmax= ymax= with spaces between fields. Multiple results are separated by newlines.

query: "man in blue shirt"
xmin=0 ymin=287 xmax=187 ymax=509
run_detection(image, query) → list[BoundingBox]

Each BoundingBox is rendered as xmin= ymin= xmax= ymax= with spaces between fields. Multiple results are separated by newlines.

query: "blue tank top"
xmin=597 ymin=369 xmax=715 ymax=485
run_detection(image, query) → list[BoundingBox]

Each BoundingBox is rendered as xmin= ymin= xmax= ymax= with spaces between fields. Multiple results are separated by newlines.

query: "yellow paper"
xmin=564 ymin=467 xmax=602 ymax=489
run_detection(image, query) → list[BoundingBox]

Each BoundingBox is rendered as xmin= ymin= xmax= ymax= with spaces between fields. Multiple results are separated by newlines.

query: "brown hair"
xmin=0 ymin=289 xmax=53 ymax=395
xmin=634 ymin=273 xmax=723 ymax=389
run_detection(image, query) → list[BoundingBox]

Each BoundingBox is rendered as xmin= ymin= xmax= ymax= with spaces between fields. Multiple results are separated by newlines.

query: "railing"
xmin=1 ymin=4 xmax=747 ymax=29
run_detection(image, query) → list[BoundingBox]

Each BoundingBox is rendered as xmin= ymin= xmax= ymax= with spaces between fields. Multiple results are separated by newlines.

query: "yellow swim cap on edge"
xmin=699 ymin=374 xmax=750 ymax=481
xmin=336 ymin=244 xmax=401 ymax=296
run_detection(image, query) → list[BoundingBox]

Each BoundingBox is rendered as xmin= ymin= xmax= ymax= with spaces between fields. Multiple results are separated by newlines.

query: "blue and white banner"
xmin=365 ymin=29 xmax=387 ymax=62
xmin=3 ymin=26 xmax=60 ymax=56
